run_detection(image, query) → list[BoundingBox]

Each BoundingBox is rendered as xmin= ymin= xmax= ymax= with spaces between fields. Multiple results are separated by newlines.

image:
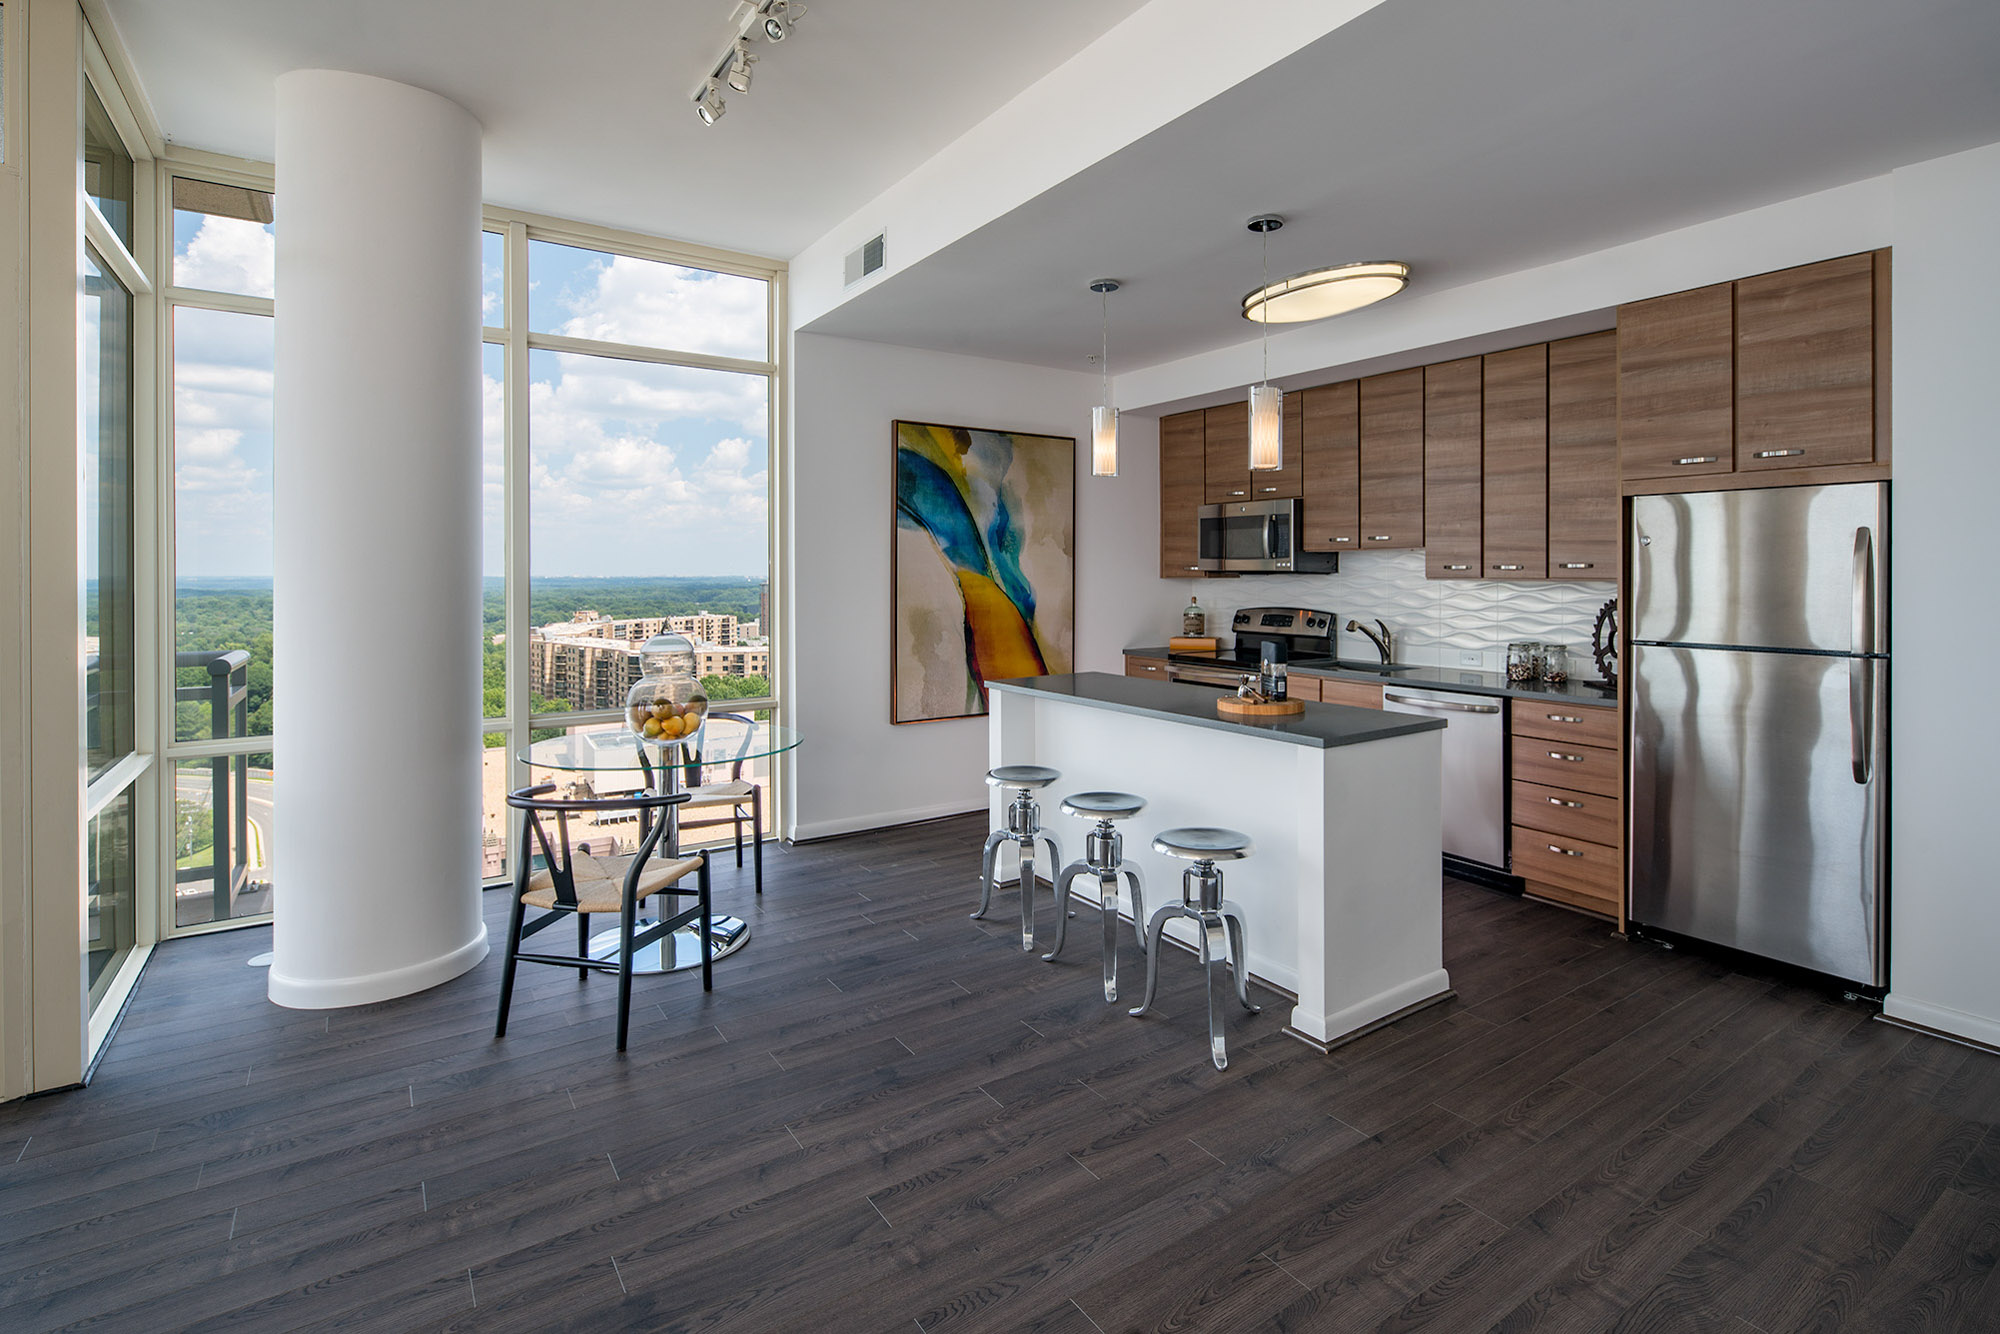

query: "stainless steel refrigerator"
xmin=1628 ymin=482 xmax=1888 ymax=986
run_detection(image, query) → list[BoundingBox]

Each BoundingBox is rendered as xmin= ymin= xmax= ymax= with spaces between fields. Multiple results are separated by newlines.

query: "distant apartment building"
xmin=529 ymin=608 xmax=769 ymax=708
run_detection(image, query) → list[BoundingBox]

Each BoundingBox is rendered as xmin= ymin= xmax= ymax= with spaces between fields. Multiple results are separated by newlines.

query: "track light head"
xmin=695 ymin=78 xmax=727 ymax=125
xmin=763 ymin=0 xmax=805 ymax=41
xmin=725 ymin=40 xmax=756 ymax=93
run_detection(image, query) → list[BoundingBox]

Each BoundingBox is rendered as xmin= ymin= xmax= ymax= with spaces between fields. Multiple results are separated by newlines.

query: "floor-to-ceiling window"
xmin=482 ymin=218 xmax=783 ymax=867
xmin=80 ymin=45 xmax=157 ymax=1029
xmin=162 ymin=169 xmax=276 ymax=930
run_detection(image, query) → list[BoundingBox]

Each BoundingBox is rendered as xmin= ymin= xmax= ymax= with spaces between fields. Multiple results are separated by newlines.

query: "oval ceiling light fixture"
xmin=1242 ymin=260 xmax=1411 ymax=324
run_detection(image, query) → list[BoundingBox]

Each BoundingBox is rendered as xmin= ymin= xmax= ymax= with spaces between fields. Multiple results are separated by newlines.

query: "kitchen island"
xmin=988 ymin=672 xmax=1449 ymax=1049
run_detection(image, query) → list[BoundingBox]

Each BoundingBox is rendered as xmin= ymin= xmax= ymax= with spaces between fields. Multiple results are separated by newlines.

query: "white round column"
xmin=269 ymin=71 xmax=487 ymax=1007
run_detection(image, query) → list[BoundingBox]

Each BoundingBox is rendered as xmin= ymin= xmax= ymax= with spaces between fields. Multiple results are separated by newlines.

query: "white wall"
xmin=1882 ymin=139 xmax=2000 ymax=1047
xmin=786 ymin=334 xmax=1181 ymax=840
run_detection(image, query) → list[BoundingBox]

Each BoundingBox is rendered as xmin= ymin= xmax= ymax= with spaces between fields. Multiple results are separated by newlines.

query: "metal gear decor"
xmin=1591 ymin=596 xmax=1619 ymax=688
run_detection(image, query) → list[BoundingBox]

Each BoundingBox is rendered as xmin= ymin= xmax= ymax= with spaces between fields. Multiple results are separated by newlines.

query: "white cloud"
xmin=556 ymin=256 xmax=767 ymax=362
xmin=180 ymin=427 xmax=241 ymax=462
xmin=175 ymin=216 xmax=275 ymax=298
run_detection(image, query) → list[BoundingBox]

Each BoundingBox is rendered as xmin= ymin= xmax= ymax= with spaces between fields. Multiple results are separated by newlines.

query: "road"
xmin=174 ymin=766 xmax=274 ymax=886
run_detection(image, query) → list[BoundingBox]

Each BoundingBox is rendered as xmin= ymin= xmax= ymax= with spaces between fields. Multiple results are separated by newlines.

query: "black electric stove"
xmin=1165 ymin=606 xmax=1336 ymax=687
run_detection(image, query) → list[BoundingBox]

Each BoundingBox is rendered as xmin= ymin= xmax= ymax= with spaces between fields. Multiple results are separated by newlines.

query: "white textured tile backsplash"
xmin=1183 ymin=551 xmax=1616 ymax=679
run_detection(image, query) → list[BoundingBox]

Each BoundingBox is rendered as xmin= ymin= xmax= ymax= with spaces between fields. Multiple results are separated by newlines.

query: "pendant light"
xmin=1088 ymin=279 xmax=1121 ymax=477
xmin=1247 ymin=215 xmax=1284 ymax=472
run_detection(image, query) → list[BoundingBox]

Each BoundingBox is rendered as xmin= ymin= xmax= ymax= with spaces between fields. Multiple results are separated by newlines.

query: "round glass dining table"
xmin=519 ymin=717 xmax=802 ymax=974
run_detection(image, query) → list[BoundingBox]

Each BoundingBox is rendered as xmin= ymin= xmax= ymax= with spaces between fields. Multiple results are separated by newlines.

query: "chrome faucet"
xmin=1347 ymin=618 xmax=1394 ymax=664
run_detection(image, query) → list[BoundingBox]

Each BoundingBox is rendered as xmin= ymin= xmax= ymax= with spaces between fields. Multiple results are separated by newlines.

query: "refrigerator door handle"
xmin=1852 ymin=526 xmax=1877 ymax=656
xmin=1849 ymin=657 xmax=1874 ymax=785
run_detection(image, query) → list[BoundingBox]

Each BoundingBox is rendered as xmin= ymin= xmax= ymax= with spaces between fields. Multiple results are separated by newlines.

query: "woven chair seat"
xmin=681 ymin=780 xmax=755 ymax=809
xmin=522 ymin=852 xmax=706 ymax=914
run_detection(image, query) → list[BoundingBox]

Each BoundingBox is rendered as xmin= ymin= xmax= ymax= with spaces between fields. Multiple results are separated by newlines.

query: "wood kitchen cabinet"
xmin=1159 ymin=409 xmax=1207 ymax=578
xmin=1546 ymin=331 xmax=1619 ymax=579
xmin=1124 ymin=654 xmax=1170 ymax=680
xmin=1357 ymin=369 xmax=1424 ymax=550
xmin=1422 ymin=358 xmax=1482 ymax=580
xmin=1735 ymin=251 xmax=1882 ymax=471
xmin=1315 ymin=678 xmax=1385 ymax=710
xmin=1203 ymin=403 xmax=1252 ymax=504
xmin=1510 ymin=700 xmax=1622 ymax=920
xmin=1481 ymin=344 xmax=1549 ymax=579
xmin=1617 ymin=282 xmax=1735 ymax=481
xmin=1301 ymin=380 xmax=1359 ymax=552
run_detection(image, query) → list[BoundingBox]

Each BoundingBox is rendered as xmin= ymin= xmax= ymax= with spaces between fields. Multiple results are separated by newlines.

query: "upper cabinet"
xmin=1159 ymin=409 xmax=1207 ymax=579
xmin=1203 ymin=403 xmax=1251 ymax=504
xmin=1546 ymin=331 xmax=1619 ymax=579
xmin=1617 ymin=282 xmax=1735 ymax=481
xmin=1422 ymin=358 xmax=1482 ymax=579
xmin=1301 ymin=381 xmax=1359 ymax=552
xmin=1357 ymin=369 xmax=1425 ymax=550
xmin=1481 ymin=344 xmax=1549 ymax=580
xmin=1735 ymin=252 xmax=1881 ymax=471
xmin=1619 ymin=251 xmax=1890 ymax=491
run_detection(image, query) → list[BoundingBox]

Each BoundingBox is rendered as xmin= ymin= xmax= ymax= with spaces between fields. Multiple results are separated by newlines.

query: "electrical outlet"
xmin=1459 ymin=651 xmax=1483 ymax=668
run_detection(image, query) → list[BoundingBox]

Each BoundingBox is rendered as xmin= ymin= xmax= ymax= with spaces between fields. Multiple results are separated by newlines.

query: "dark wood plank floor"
xmin=4 ymin=813 xmax=1997 ymax=1333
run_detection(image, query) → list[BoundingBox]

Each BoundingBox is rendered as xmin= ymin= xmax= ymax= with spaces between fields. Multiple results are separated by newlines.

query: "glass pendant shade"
xmin=1248 ymin=383 xmax=1284 ymax=471
xmin=1091 ymin=404 xmax=1119 ymax=477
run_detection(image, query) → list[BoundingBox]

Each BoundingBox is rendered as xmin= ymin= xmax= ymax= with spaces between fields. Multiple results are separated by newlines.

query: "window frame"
xmin=482 ymin=207 xmax=786 ymax=878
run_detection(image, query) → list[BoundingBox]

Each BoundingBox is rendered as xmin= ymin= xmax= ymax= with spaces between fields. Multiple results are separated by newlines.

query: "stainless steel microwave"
xmin=1197 ymin=499 xmax=1339 ymax=573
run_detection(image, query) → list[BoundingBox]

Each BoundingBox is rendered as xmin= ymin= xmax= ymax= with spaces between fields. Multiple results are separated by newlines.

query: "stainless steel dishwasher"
xmin=1380 ymin=687 xmax=1507 ymax=871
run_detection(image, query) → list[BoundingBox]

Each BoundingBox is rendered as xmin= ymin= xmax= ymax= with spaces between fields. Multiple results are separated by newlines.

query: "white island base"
xmin=988 ymin=674 xmax=1449 ymax=1050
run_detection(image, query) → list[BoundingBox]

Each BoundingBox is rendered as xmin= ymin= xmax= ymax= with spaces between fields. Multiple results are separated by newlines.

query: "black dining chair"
xmin=495 ymin=783 xmax=711 ymax=1052
xmin=677 ymin=712 xmax=766 ymax=895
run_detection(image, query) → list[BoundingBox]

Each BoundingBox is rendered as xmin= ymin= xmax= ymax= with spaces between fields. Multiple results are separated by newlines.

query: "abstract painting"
xmin=892 ymin=420 xmax=1074 ymax=723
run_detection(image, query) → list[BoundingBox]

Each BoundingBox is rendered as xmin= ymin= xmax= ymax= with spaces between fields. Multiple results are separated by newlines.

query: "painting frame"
xmin=890 ymin=418 xmax=1076 ymax=725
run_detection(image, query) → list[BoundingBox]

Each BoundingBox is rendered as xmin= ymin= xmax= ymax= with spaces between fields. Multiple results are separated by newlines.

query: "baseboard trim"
xmin=1880 ymin=995 xmax=2000 ymax=1054
xmin=791 ymin=803 xmax=985 ymax=844
xmin=268 ymin=925 xmax=489 ymax=1010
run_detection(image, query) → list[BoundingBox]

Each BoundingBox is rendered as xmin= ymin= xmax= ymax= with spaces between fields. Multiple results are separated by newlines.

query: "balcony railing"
xmin=175 ymin=650 xmax=254 ymax=924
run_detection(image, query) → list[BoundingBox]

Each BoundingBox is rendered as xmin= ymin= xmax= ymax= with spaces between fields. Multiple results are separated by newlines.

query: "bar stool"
xmin=1128 ymin=827 xmax=1260 ymax=1070
xmin=975 ymin=766 xmax=1064 ymax=952
xmin=1042 ymin=792 xmax=1149 ymax=1003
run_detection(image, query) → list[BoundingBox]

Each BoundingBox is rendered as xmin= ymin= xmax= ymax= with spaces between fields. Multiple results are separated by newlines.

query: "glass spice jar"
xmin=1507 ymin=641 xmax=1540 ymax=683
xmin=625 ymin=632 xmax=709 ymax=749
xmin=1541 ymin=642 xmax=1571 ymax=684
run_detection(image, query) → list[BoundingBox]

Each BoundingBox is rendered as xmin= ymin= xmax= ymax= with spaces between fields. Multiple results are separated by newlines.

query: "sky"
xmin=172 ymin=211 xmax=771 ymax=584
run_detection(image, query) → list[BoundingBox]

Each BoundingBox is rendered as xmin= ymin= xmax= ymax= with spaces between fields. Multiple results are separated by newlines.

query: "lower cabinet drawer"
xmin=1125 ymin=656 xmax=1169 ymax=679
xmin=1314 ymin=678 xmax=1384 ymax=710
xmin=1512 ymin=739 xmax=1620 ymax=798
xmin=1514 ymin=830 xmax=1621 ymax=901
xmin=1287 ymin=676 xmax=1322 ymax=702
xmin=1512 ymin=779 xmax=1622 ymax=847
xmin=1511 ymin=700 xmax=1620 ymax=749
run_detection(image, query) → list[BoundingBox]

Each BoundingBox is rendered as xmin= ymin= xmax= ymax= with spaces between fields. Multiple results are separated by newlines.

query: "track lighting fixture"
xmin=695 ymin=78 xmax=727 ymax=126
xmin=691 ymin=2 xmax=807 ymax=126
xmin=725 ymin=40 xmax=756 ymax=93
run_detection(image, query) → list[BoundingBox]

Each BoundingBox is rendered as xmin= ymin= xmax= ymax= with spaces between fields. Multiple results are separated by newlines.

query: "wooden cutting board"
xmin=1216 ymin=695 xmax=1306 ymax=719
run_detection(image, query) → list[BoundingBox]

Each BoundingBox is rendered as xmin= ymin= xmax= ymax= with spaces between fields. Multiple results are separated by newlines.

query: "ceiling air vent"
xmin=844 ymin=233 xmax=886 ymax=287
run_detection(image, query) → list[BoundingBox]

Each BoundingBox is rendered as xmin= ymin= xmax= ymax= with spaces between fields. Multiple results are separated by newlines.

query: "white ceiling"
xmin=805 ymin=0 xmax=2000 ymax=372
xmin=99 ymin=0 xmax=1152 ymax=258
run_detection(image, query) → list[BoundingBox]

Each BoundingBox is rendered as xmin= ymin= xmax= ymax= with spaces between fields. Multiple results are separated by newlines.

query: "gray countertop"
xmin=1124 ymin=647 xmax=1619 ymax=710
xmin=989 ymin=672 xmax=1448 ymax=749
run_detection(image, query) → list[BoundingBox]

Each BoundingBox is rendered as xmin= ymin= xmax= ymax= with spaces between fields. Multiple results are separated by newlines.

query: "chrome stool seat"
xmin=976 ymin=766 xmax=1065 ymax=951
xmin=1043 ymin=792 xmax=1149 ymax=1002
xmin=1128 ymin=826 xmax=1260 ymax=1070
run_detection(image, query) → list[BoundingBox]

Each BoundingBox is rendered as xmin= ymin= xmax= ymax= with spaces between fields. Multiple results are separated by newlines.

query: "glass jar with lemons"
xmin=625 ymin=632 xmax=709 ymax=747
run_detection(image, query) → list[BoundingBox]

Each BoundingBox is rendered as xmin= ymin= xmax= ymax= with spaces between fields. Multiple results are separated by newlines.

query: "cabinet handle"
xmin=1186 ymin=565 xmax=1201 ymax=571
xmin=1547 ymin=797 xmax=1584 ymax=809
xmin=1558 ymin=562 xmax=1594 ymax=569
xmin=1674 ymin=456 xmax=1719 ymax=466
xmin=1368 ymin=535 xmax=1391 ymax=542
xmin=1492 ymin=564 xmax=1524 ymax=571
xmin=1333 ymin=537 xmax=1351 ymax=543
xmin=1229 ymin=490 xmax=1247 ymax=497
xmin=1548 ymin=844 xmax=1585 ymax=857
xmin=1443 ymin=564 xmax=1470 ymax=571
xmin=1260 ymin=486 xmax=1280 ymax=493
xmin=1546 ymin=714 xmax=1582 ymax=724
xmin=1550 ymin=751 xmax=1586 ymax=763
xmin=1754 ymin=449 xmax=1805 ymax=459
